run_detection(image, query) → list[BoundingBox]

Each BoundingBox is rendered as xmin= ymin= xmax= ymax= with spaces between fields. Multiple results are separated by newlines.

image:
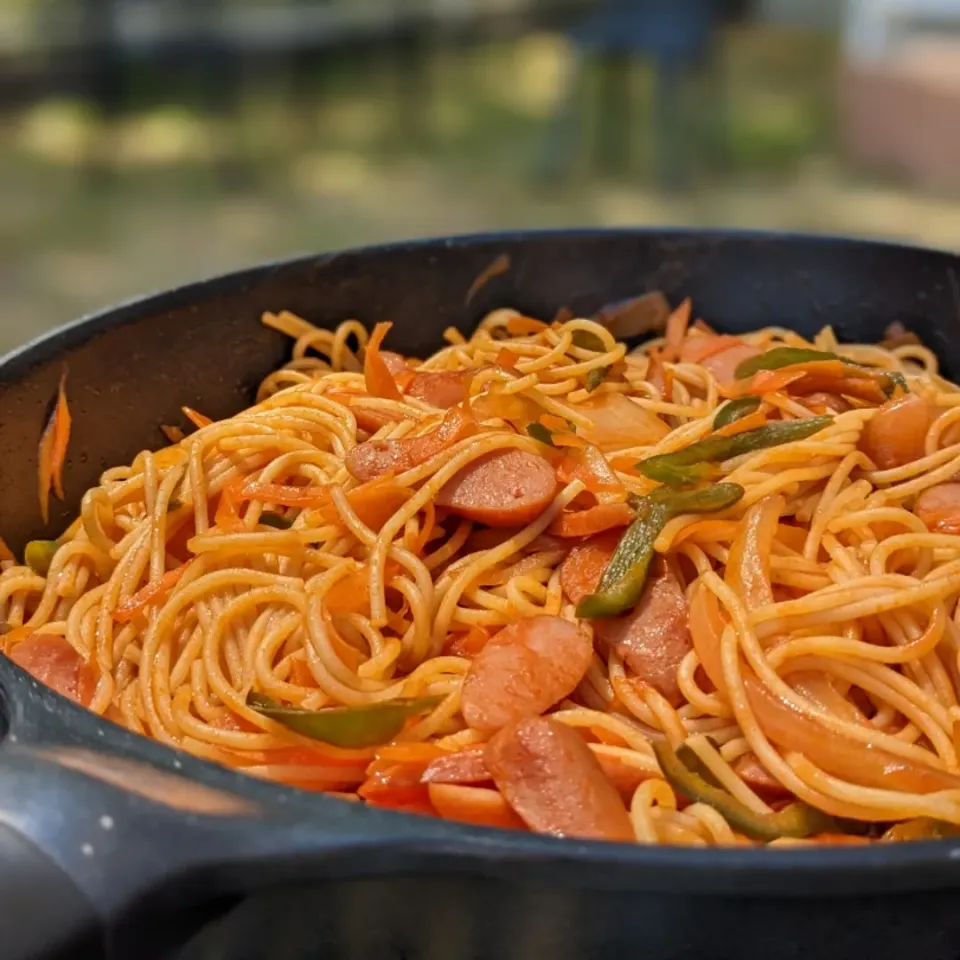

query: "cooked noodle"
xmin=5 ymin=302 xmax=960 ymax=846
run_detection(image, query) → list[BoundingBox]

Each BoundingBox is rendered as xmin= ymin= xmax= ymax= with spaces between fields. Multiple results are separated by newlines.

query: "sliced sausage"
xmin=486 ymin=717 xmax=634 ymax=842
xmin=407 ymin=371 xmax=468 ymax=409
xmin=461 ymin=615 xmax=593 ymax=731
xmin=437 ymin=449 xmax=557 ymax=527
xmin=702 ymin=343 xmax=762 ymax=386
xmin=859 ymin=393 xmax=931 ymax=470
xmin=346 ymin=407 xmax=473 ymax=482
xmin=915 ymin=482 xmax=960 ymax=534
xmin=7 ymin=634 xmax=91 ymax=705
xmin=561 ymin=535 xmax=690 ymax=705
xmin=421 ymin=746 xmax=491 ymax=785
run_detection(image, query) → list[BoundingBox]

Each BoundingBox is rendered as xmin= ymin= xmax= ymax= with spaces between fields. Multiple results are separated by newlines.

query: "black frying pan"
xmin=2 ymin=230 xmax=960 ymax=960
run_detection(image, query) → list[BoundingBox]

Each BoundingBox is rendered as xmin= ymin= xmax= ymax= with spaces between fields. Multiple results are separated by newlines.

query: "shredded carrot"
xmin=319 ymin=477 xmax=414 ymax=531
xmin=114 ymin=565 xmax=189 ymax=622
xmin=662 ymin=298 xmax=692 ymax=362
xmin=714 ymin=409 xmax=768 ymax=438
xmin=241 ymin=481 xmax=327 ymax=508
xmin=409 ymin=501 xmax=436 ymax=556
xmin=506 ymin=315 xmax=548 ymax=337
xmin=328 ymin=623 xmax=366 ymax=672
xmin=466 ymin=253 xmax=511 ymax=304
xmin=428 ymin=783 xmax=527 ymax=830
xmin=549 ymin=501 xmax=635 ymax=538
xmin=359 ymin=759 xmax=437 ymax=815
xmin=364 ymin=322 xmax=403 ymax=401
xmin=50 ymin=373 xmax=71 ymax=501
xmin=37 ymin=372 xmax=71 ymax=523
xmin=539 ymin=413 xmax=569 ymax=432
xmin=375 ymin=742 xmax=448 ymax=764
xmin=183 ymin=407 xmax=213 ymax=429
xmin=214 ymin=477 xmax=247 ymax=532
xmin=289 ymin=657 xmax=316 ymax=687
xmin=0 ymin=536 xmax=14 ymax=565
xmin=445 ymin=625 xmax=493 ymax=659
xmin=552 ymin=431 xmax=587 ymax=449
xmin=496 ymin=348 xmax=519 ymax=370
xmin=160 ymin=424 xmax=185 ymax=444
xmin=722 ymin=368 xmax=806 ymax=399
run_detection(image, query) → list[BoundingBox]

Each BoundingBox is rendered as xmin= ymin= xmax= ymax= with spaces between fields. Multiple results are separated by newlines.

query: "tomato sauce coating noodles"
xmin=6 ymin=302 xmax=960 ymax=846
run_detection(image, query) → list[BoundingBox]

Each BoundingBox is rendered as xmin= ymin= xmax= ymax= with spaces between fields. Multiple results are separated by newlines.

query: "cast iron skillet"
xmin=3 ymin=230 xmax=960 ymax=960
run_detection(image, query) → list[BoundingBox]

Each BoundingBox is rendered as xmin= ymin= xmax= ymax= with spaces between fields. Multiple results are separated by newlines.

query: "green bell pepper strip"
xmin=585 ymin=366 xmax=609 ymax=392
xmin=712 ymin=396 xmax=761 ymax=430
xmin=653 ymin=742 xmax=843 ymax=841
xmin=24 ymin=540 xmax=58 ymax=576
xmin=734 ymin=347 xmax=845 ymax=379
xmin=525 ymin=422 xmax=556 ymax=446
xmin=571 ymin=329 xmax=607 ymax=353
xmin=248 ymin=693 xmax=443 ymax=749
xmin=259 ymin=513 xmax=294 ymax=530
xmin=638 ymin=416 xmax=832 ymax=487
xmin=576 ymin=483 xmax=744 ymax=619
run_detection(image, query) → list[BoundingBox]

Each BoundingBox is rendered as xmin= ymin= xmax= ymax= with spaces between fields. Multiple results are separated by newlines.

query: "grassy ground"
xmin=2 ymin=27 xmax=958 ymax=354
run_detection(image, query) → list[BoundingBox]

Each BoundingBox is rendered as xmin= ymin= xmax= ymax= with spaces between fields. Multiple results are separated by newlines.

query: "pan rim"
xmin=4 ymin=226 xmax=960 ymax=893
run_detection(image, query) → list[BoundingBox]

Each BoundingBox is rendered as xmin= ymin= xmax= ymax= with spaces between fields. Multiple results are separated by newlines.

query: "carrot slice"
xmin=548 ymin=501 xmax=635 ymax=538
xmin=506 ymin=316 xmax=548 ymax=337
xmin=160 ymin=424 xmax=186 ymax=444
xmin=713 ymin=409 xmax=768 ymax=438
xmin=214 ymin=477 xmax=247 ymax=532
xmin=428 ymin=783 xmax=527 ymax=830
xmin=50 ymin=373 xmax=71 ymax=501
xmin=409 ymin=501 xmax=436 ymax=556
xmin=37 ymin=372 xmax=71 ymax=523
xmin=445 ymin=625 xmax=492 ymax=659
xmin=114 ymin=565 xmax=189 ymax=623
xmin=241 ymin=476 xmax=412 ymax=531
xmin=681 ymin=334 xmax=744 ymax=365
xmin=182 ymin=406 xmax=212 ymax=429
xmin=496 ymin=348 xmax=519 ymax=370
xmin=364 ymin=322 xmax=403 ymax=401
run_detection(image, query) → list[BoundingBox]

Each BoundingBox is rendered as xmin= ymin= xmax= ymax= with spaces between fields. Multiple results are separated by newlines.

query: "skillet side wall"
xmin=2 ymin=230 xmax=958 ymax=551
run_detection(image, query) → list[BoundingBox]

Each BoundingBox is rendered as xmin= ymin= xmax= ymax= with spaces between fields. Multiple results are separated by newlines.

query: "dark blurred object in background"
xmin=1 ymin=0 xmax=957 ymax=354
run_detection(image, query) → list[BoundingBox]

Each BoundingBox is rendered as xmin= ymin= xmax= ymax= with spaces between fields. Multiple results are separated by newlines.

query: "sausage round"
xmin=486 ymin=716 xmax=634 ymax=842
xmin=437 ymin=449 xmax=557 ymax=527
xmin=461 ymin=615 xmax=593 ymax=731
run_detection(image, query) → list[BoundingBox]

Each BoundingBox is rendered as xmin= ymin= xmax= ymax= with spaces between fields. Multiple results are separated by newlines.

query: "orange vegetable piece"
xmin=214 ymin=477 xmax=247 ymax=532
xmin=444 ymin=625 xmax=493 ymax=659
xmin=364 ymin=322 xmax=403 ymax=401
xmin=114 ymin=565 xmax=189 ymax=623
xmin=7 ymin=633 xmax=94 ymax=706
xmin=506 ymin=315 xmax=548 ymax=337
xmin=37 ymin=371 xmax=72 ymax=524
xmin=548 ymin=501 xmax=635 ymax=538
xmin=428 ymin=783 xmax=527 ymax=830
xmin=182 ymin=407 xmax=213 ymax=429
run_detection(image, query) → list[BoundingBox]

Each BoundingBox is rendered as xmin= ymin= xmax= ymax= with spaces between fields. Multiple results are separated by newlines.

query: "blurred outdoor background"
xmin=3 ymin=0 xmax=960 ymax=352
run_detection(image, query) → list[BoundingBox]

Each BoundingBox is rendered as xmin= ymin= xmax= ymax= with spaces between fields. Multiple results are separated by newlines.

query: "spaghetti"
xmin=5 ymin=302 xmax=960 ymax=846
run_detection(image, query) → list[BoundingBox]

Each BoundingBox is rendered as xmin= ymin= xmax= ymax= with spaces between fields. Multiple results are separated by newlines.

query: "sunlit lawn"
xmin=2 ymin=26 xmax=957 ymax=353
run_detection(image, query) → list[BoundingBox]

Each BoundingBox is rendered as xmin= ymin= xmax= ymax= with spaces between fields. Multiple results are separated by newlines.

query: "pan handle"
xmin=0 ymin=662 xmax=469 ymax=960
